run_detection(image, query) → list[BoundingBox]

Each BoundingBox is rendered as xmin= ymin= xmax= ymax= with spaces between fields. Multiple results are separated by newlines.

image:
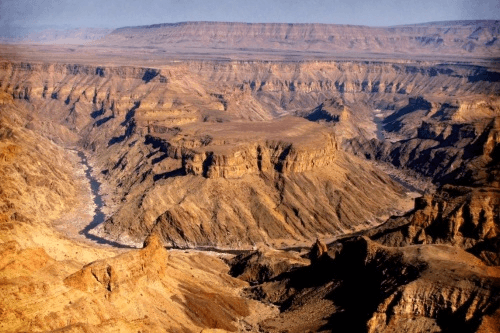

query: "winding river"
xmin=72 ymin=147 xmax=424 ymax=254
xmin=76 ymin=151 xmax=135 ymax=248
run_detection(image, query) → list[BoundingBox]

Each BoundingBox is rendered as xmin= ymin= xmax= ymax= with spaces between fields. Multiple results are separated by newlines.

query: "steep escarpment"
xmin=347 ymin=98 xmax=500 ymax=184
xmin=2 ymin=60 xmax=499 ymax=126
xmin=231 ymin=237 xmax=500 ymax=333
xmin=2 ymin=59 xmax=499 ymax=159
xmin=146 ymin=118 xmax=338 ymax=179
xmin=367 ymin=185 xmax=500 ymax=266
xmin=343 ymin=95 xmax=500 ymax=265
xmin=5 ymin=60 xmax=474 ymax=247
xmin=0 ymin=61 xmax=500 ymax=156
xmin=1 ymin=19 xmax=500 ymax=333
xmin=95 ymin=117 xmax=408 ymax=248
xmin=102 ymin=20 xmax=500 ymax=58
xmin=0 ymin=89 xmax=274 ymax=332
xmin=0 ymin=92 xmax=79 ymax=225
xmin=1 ymin=60 xmax=498 ymax=152
xmin=224 ymin=87 xmax=500 ymax=330
xmin=0 ymin=233 xmax=272 ymax=332
xmin=0 ymin=59 xmax=497 ymax=250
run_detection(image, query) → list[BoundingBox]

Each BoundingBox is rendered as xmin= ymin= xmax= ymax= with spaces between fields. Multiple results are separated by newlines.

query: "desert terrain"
xmin=0 ymin=20 xmax=499 ymax=332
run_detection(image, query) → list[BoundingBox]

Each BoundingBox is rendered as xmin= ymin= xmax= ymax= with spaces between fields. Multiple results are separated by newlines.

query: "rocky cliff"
xmin=231 ymin=236 xmax=500 ymax=332
xmin=347 ymin=99 xmax=500 ymax=185
xmin=0 ymin=92 xmax=79 ymax=226
xmin=367 ymin=185 xmax=500 ymax=266
xmin=101 ymin=20 xmax=500 ymax=58
xmin=0 ymin=233 xmax=271 ymax=332
xmin=145 ymin=117 xmax=338 ymax=179
xmin=1 ymin=57 xmax=498 ymax=248
xmin=4 ymin=60 xmax=449 ymax=247
xmin=98 ymin=127 xmax=408 ymax=247
xmin=1 ymin=19 xmax=500 ymax=333
xmin=0 ymin=90 xmax=274 ymax=332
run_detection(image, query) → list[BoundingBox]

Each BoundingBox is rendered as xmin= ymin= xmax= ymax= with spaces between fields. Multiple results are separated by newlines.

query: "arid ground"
xmin=0 ymin=20 xmax=499 ymax=332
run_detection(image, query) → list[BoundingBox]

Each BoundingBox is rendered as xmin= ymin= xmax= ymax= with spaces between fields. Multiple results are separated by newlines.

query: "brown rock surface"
xmin=93 ymin=115 xmax=409 ymax=247
xmin=245 ymin=237 xmax=500 ymax=333
xmin=347 ymin=99 xmax=500 ymax=185
xmin=2 ymin=59 xmax=439 ymax=247
xmin=0 ymin=236 xmax=273 ymax=332
xmin=0 ymin=19 xmax=499 ymax=333
xmin=309 ymin=238 xmax=328 ymax=263
xmin=0 ymin=89 xmax=274 ymax=332
xmin=229 ymin=246 xmax=309 ymax=284
xmin=369 ymin=185 xmax=500 ymax=266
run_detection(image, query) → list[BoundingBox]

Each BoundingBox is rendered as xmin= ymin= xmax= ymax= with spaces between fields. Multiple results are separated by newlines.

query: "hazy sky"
xmin=1 ymin=0 xmax=499 ymax=33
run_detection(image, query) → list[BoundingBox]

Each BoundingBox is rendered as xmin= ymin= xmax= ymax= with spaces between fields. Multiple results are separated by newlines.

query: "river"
xmin=76 ymin=150 xmax=135 ymax=248
xmin=374 ymin=114 xmax=385 ymax=141
xmin=71 ymin=147 xmax=424 ymax=254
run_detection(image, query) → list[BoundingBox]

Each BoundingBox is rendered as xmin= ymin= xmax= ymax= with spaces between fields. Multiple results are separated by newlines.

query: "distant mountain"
xmin=1 ymin=27 xmax=112 ymax=44
xmin=95 ymin=20 xmax=500 ymax=58
xmin=2 ymin=21 xmax=498 ymax=59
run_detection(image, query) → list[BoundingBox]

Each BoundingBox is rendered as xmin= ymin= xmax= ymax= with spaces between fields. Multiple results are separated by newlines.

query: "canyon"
xmin=0 ymin=20 xmax=499 ymax=332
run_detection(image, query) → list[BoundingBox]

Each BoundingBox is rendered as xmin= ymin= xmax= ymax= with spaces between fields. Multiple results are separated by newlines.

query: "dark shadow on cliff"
xmin=153 ymin=168 xmax=185 ymax=181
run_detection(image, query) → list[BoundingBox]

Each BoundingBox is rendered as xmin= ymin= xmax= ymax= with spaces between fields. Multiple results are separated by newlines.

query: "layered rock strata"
xmin=97 ymin=117 xmax=408 ymax=247
xmin=102 ymin=21 xmax=500 ymax=58
xmin=0 ymin=234 xmax=270 ymax=332
xmin=232 ymin=237 xmax=500 ymax=332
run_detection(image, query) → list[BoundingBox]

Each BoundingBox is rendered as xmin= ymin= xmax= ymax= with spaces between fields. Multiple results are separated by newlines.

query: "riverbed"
xmin=53 ymin=149 xmax=134 ymax=249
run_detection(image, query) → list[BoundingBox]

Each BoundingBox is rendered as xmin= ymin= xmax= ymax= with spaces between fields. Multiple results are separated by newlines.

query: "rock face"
xmin=101 ymin=20 xmax=500 ymax=58
xmin=101 ymin=143 xmax=407 ymax=247
xmin=229 ymin=247 xmax=309 ymax=284
xmin=0 ymin=92 xmax=79 ymax=226
xmin=2 ymin=60 xmax=499 ymax=126
xmin=240 ymin=237 xmax=500 ymax=333
xmin=0 ymin=235 xmax=266 ymax=333
xmin=1 ymin=20 xmax=500 ymax=332
xmin=98 ymin=114 xmax=411 ymax=247
xmin=0 ymin=94 xmax=271 ymax=332
xmin=166 ymin=119 xmax=339 ymax=178
xmin=347 ymin=98 xmax=500 ymax=185
xmin=0 ymin=56 xmax=497 ymax=248
xmin=369 ymin=185 xmax=500 ymax=266
xmin=362 ymin=239 xmax=500 ymax=333
xmin=309 ymin=238 xmax=328 ymax=263
xmin=2 ymin=60 xmax=427 ymax=247
xmin=64 ymin=234 xmax=168 ymax=293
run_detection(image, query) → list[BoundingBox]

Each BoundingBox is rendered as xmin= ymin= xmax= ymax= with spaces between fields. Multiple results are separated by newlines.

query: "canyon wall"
xmin=103 ymin=21 xmax=500 ymax=58
xmin=0 ymin=59 xmax=498 ymax=247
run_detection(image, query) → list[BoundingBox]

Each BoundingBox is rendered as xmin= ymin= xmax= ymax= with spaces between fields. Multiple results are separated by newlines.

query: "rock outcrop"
xmin=64 ymin=234 xmax=168 ymax=293
xmin=308 ymin=238 xmax=328 ymax=263
xmin=229 ymin=247 xmax=309 ymax=284
xmin=144 ymin=117 xmax=338 ymax=179
xmin=242 ymin=237 xmax=500 ymax=333
xmin=98 ymin=133 xmax=408 ymax=247
xmin=348 ymin=102 xmax=500 ymax=183
xmin=368 ymin=185 xmax=500 ymax=266
xmin=0 ymin=234 xmax=271 ymax=332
